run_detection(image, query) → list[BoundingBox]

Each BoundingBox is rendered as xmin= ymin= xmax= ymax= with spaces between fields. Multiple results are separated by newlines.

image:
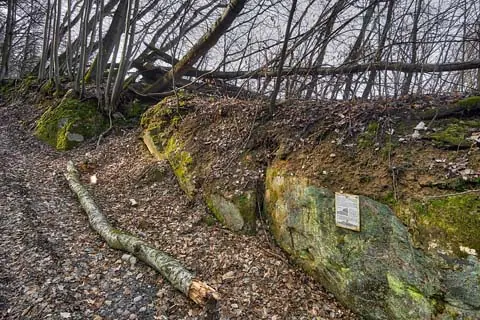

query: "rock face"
xmin=141 ymin=96 xmax=260 ymax=234
xmin=34 ymin=97 xmax=106 ymax=150
xmin=265 ymin=162 xmax=480 ymax=319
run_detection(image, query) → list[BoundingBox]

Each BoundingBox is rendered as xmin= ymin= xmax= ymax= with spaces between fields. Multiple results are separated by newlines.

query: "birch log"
xmin=65 ymin=160 xmax=219 ymax=306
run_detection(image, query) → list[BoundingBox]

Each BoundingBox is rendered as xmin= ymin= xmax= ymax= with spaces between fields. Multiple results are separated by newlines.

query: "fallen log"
xmin=64 ymin=160 xmax=219 ymax=306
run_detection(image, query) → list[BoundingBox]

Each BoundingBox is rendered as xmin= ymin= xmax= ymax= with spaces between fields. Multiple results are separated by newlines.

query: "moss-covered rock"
xmin=396 ymin=194 xmax=480 ymax=257
xmin=141 ymin=97 xmax=196 ymax=197
xmin=34 ymin=97 xmax=106 ymax=150
xmin=206 ymin=190 xmax=257 ymax=234
xmin=265 ymin=161 xmax=480 ymax=319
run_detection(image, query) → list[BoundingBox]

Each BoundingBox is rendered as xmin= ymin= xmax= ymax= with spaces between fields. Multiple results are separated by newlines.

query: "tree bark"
xmin=270 ymin=0 xmax=297 ymax=111
xmin=0 ymin=0 xmax=15 ymax=80
xmin=143 ymin=0 xmax=248 ymax=94
xmin=362 ymin=0 xmax=395 ymax=99
xmin=64 ymin=161 xmax=219 ymax=306
xmin=142 ymin=59 xmax=480 ymax=80
xmin=401 ymin=0 xmax=423 ymax=96
xmin=86 ymin=1 xmax=129 ymax=82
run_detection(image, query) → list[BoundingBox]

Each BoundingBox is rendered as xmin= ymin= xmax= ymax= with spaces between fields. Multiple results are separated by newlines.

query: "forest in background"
xmin=0 ymin=0 xmax=480 ymax=112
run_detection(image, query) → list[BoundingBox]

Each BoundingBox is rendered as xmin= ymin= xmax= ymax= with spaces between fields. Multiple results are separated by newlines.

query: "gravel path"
xmin=0 ymin=102 xmax=158 ymax=320
xmin=0 ymin=101 xmax=356 ymax=319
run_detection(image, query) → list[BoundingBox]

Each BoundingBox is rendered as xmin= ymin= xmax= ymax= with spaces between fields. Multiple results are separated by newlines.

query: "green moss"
xmin=456 ymin=96 xmax=480 ymax=109
xmin=430 ymin=120 xmax=480 ymax=148
xmin=163 ymin=136 xmax=195 ymax=197
xmin=233 ymin=191 xmax=257 ymax=234
xmin=205 ymin=196 xmax=225 ymax=224
xmin=358 ymin=121 xmax=379 ymax=148
xmin=431 ymin=177 xmax=480 ymax=192
xmin=40 ymin=79 xmax=55 ymax=96
xmin=34 ymin=98 xmax=106 ymax=150
xmin=397 ymin=194 xmax=480 ymax=256
xmin=202 ymin=214 xmax=217 ymax=226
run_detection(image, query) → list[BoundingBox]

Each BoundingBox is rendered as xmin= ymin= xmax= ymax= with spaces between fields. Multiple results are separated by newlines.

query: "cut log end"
xmin=188 ymin=279 xmax=220 ymax=306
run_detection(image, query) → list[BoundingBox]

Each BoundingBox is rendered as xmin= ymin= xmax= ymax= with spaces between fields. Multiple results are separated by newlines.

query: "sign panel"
xmin=335 ymin=193 xmax=360 ymax=231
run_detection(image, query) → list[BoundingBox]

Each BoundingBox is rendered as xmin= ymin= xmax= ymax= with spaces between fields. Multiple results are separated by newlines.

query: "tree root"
xmin=64 ymin=160 xmax=219 ymax=306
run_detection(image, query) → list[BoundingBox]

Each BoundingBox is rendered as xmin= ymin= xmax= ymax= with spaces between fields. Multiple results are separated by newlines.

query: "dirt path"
xmin=0 ymin=101 xmax=356 ymax=319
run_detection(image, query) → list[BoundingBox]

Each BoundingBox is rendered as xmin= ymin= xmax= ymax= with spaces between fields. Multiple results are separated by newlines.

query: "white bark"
xmin=65 ymin=161 xmax=219 ymax=306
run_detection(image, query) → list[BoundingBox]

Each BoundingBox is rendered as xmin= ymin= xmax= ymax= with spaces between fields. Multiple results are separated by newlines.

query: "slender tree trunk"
xmin=270 ymin=0 xmax=297 ymax=111
xmin=38 ymin=0 xmax=51 ymax=79
xmin=110 ymin=0 xmax=139 ymax=109
xmin=53 ymin=0 xmax=62 ymax=92
xmin=1 ymin=0 xmax=15 ymax=80
xmin=401 ymin=0 xmax=422 ymax=96
xmin=305 ymin=0 xmax=347 ymax=99
xmin=96 ymin=0 xmax=105 ymax=107
xmin=86 ymin=1 xmax=128 ymax=82
xmin=20 ymin=1 xmax=34 ymax=77
xmin=362 ymin=0 xmax=395 ymax=99
xmin=75 ymin=0 xmax=92 ymax=97
xmin=343 ymin=0 xmax=376 ymax=99
xmin=65 ymin=0 xmax=73 ymax=79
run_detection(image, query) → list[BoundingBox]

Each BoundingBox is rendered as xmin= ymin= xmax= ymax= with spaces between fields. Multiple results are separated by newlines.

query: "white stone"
xmin=414 ymin=121 xmax=427 ymax=131
xmin=66 ymin=132 xmax=84 ymax=142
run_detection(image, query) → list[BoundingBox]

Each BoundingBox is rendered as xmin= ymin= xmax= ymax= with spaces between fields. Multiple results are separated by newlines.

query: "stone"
xmin=66 ymin=132 xmax=84 ymax=142
xmin=34 ymin=97 xmax=106 ymax=151
xmin=265 ymin=164 xmax=480 ymax=319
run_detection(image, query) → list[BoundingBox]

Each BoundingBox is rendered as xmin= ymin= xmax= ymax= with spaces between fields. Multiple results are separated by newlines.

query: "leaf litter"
xmin=0 ymin=100 xmax=355 ymax=319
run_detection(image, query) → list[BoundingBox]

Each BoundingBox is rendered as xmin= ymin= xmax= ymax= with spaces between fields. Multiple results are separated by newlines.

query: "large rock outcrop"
xmin=265 ymin=162 xmax=480 ymax=319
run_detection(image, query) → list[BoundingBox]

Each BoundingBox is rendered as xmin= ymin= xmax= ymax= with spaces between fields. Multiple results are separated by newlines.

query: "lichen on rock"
xmin=34 ymin=97 xmax=106 ymax=150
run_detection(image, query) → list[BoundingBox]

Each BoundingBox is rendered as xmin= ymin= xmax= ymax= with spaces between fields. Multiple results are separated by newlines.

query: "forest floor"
xmin=0 ymin=99 xmax=356 ymax=319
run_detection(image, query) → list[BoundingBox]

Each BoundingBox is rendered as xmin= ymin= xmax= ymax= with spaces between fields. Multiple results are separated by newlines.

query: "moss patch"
xmin=396 ymin=194 xmax=480 ymax=256
xmin=358 ymin=121 xmax=379 ymax=148
xmin=456 ymin=96 xmax=480 ymax=109
xmin=430 ymin=120 xmax=480 ymax=148
xmin=34 ymin=98 xmax=106 ymax=150
xmin=163 ymin=136 xmax=195 ymax=197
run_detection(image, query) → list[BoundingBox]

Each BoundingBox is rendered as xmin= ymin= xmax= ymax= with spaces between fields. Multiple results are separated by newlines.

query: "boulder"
xmin=34 ymin=97 xmax=106 ymax=150
xmin=265 ymin=162 xmax=480 ymax=319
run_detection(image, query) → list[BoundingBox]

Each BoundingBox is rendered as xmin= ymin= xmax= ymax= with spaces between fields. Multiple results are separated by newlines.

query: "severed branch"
xmin=64 ymin=160 xmax=219 ymax=306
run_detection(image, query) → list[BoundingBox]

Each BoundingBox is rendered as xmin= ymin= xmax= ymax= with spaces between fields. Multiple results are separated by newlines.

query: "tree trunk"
xmin=143 ymin=0 xmax=248 ymax=94
xmin=53 ymin=0 xmax=62 ymax=92
xmin=109 ymin=0 xmax=139 ymax=109
xmin=0 ymin=0 xmax=15 ymax=80
xmin=401 ymin=0 xmax=423 ymax=96
xmin=64 ymin=161 xmax=219 ymax=307
xmin=86 ymin=1 xmax=128 ymax=82
xmin=304 ymin=0 xmax=347 ymax=99
xmin=362 ymin=0 xmax=395 ymax=99
xmin=270 ymin=0 xmax=297 ymax=111
xmin=342 ymin=0 xmax=376 ymax=99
